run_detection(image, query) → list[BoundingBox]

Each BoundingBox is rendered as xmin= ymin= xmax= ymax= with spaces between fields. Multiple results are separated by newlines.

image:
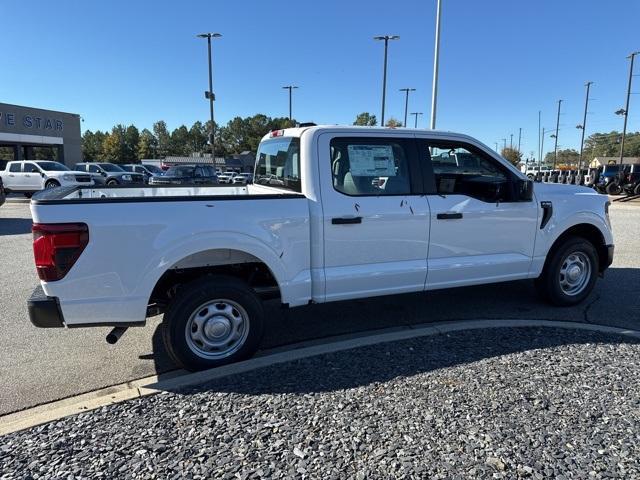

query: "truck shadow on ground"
xmin=0 ymin=218 xmax=33 ymax=236
xmin=148 ymin=267 xmax=640 ymax=388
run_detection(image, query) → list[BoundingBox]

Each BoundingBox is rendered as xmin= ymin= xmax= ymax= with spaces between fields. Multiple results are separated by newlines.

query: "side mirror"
xmin=41 ymin=172 xmax=46 ymax=178
xmin=517 ymin=178 xmax=534 ymax=201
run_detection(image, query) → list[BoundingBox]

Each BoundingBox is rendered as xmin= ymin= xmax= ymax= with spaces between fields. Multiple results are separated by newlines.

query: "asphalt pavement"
xmin=1 ymin=199 xmax=639 ymax=416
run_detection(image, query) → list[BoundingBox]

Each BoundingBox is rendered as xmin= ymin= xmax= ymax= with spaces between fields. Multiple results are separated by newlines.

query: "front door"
xmin=23 ymin=162 xmax=44 ymax=190
xmin=417 ymin=138 xmax=538 ymax=289
xmin=318 ymin=133 xmax=430 ymax=302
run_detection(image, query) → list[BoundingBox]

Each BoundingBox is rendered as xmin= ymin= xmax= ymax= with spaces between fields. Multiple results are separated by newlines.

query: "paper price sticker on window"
xmin=347 ymin=145 xmax=396 ymax=177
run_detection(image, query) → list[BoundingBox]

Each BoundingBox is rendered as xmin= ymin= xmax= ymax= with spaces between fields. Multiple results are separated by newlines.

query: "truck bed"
xmin=31 ymin=184 xmax=302 ymax=204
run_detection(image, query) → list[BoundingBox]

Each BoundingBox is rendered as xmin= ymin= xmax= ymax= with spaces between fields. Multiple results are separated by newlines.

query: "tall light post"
xmin=517 ymin=127 xmax=522 ymax=153
xmin=617 ymin=51 xmax=639 ymax=166
xmin=541 ymin=127 xmax=546 ymax=168
xmin=576 ymin=81 xmax=593 ymax=171
xmin=430 ymin=0 xmax=443 ymax=129
xmin=510 ymin=133 xmax=513 ymax=150
xmin=282 ymin=85 xmax=299 ymax=121
xmin=494 ymin=142 xmax=499 ymax=152
xmin=374 ymin=35 xmax=400 ymax=126
xmin=196 ymin=32 xmax=222 ymax=157
xmin=410 ymin=112 xmax=423 ymax=128
xmin=553 ymin=99 xmax=562 ymax=169
xmin=399 ymin=88 xmax=416 ymax=127
xmin=502 ymin=138 xmax=507 ymax=151
xmin=538 ymin=110 xmax=542 ymax=165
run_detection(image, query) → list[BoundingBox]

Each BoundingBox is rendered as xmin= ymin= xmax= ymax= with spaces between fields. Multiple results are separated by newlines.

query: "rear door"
xmin=416 ymin=137 xmax=538 ymax=289
xmin=318 ymin=132 xmax=430 ymax=302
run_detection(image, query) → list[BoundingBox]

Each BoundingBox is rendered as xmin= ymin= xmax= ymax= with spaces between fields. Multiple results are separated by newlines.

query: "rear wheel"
xmin=634 ymin=183 xmax=640 ymax=196
xmin=536 ymin=236 xmax=599 ymax=306
xmin=162 ymin=275 xmax=265 ymax=371
xmin=45 ymin=180 xmax=60 ymax=189
xmin=606 ymin=182 xmax=621 ymax=195
xmin=106 ymin=179 xmax=119 ymax=186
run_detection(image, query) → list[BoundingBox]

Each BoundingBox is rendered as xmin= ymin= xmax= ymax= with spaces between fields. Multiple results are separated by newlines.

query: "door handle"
xmin=437 ymin=212 xmax=463 ymax=220
xmin=332 ymin=216 xmax=362 ymax=225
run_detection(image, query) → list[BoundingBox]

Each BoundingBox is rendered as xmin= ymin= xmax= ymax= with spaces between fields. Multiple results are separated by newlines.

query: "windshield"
xmin=166 ymin=166 xmax=195 ymax=177
xmin=35 ymin=161 xmax=69 ymax=171
xmin=98 ymin=163 xmax=125 ymax=172
xmin=144 ymin=164 xmax=163 ymax=174
xmin=254 ymin=137 xmax=301 ymax=192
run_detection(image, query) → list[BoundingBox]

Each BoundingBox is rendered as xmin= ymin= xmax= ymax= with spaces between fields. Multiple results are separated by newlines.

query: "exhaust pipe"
xmin=106 ymin=326 xmax=128 ymax=344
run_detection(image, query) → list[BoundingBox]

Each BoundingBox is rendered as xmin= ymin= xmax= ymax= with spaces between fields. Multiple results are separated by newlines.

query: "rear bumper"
xmin=28 ymin=286 xmax=65 ymax=328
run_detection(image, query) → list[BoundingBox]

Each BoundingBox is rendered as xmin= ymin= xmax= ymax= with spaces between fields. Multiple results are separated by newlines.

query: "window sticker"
xmin=347 ymin=145 xmax=396 ymax=177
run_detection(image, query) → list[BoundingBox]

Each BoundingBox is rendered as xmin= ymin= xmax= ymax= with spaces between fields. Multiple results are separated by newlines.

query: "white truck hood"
xmin=533 ymin=182 xmax=602 ymax=199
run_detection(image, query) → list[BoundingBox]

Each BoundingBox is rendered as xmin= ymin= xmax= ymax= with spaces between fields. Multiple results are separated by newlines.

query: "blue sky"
xmin=2 ymin=0 xmax=639 ymax=159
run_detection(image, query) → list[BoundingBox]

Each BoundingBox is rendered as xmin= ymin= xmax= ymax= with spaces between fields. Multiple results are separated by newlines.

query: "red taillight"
xmin=32 ymin=223 xmax=89 ymax=281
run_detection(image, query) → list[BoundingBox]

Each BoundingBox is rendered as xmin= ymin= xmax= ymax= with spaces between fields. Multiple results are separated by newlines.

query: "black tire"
xmin=535 ymin=236 xmax=599 ymax=306
xmin=634 ymin=183 xmax=640 ymax=196
xmin=106 ymin=179 xmax=119 ymax=186
xmin=23 ymin=192 xmax=33 ymax=198
xmin=162 ymin=275 xmax=264 ymax=371
xmin=45 ymin=180 xmax=60 ymax=189
xmin=605 ymin=182 xmax=621 ymax=195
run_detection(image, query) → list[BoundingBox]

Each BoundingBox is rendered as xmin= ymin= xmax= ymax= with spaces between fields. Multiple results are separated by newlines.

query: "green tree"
xmin=188 ymin=121 xmax=207 ymax=154
xmin=136 ymin=129 xmax=155 ymax=160
xmin=153 ymin=121 xmax=171 ymax=158
xmin=543 ymin=148 xmax=579 ymax=167
xmin=385 ymin=117 xmax=402 ymax=128
xmin=123 ymin=125 xmax=140 ymax=162
xmin=500 ymin=147 xmax=523 ymax=166
xmin=353 ymin=112 xmax=377 ymax=126
xmin=169 ymin=125 xmax=190 ymax=156
xmin=82 ymin=130 xmax=104 ymax=161
xmin=102 ymin=130 xmax=122 ymax=162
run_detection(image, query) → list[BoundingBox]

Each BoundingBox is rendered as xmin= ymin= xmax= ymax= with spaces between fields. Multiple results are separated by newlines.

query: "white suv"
xmin=0 ymin=161 xmax=93 ymax=197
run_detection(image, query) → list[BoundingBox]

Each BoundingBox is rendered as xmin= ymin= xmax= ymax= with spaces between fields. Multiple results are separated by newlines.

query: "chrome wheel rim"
xmin=46 ymin=182 xmax=57 ymax=189
xmin=559 ymin=252 xmax=591 ymax=296
xmin=185 ymin=299 xmax=249 ymax=359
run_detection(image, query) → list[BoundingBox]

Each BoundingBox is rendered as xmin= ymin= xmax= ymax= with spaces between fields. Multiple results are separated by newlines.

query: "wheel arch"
xmin=544 ymin=222 xmax=609 ymax=273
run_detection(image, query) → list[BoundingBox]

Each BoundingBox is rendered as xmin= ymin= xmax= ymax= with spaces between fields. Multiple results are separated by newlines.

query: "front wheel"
xmin=634 ymin=183 xmax=640 ymax=196
xmin=535 ymin=236 xmax=599 ymax=306
xmin=45 ymin=180 xmax=60 ymax=189
xmin=162 ymin=275 xmax=265 ymax=371
xmin=106 ymin=179 xmax=119 ymax=186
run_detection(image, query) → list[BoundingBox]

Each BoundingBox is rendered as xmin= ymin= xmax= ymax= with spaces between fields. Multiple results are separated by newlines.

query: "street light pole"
xmin=282 ymin=85 xmax=299 ymax=121
xmin=577 ymin=81 xmax=593 ymax=171
xmin=538 ymin=110 xmax=541 ymax=165
xmin=517 ymin=127 xmax=522 ymax=153
xmin=541 ymin=127 xmax=546 ymax=167
xmin=502 ymin=138 xmax=506 ymax=151
xmin=374 ymin=35 xmax=400 ymax=126
xmin=510 ymin=133 xmax=513 ymax=150
xmin=618 ymin=52 xmax=639 ymax=166
xmin=399 ymin=88 xmax=416 ymax=127
xmin=553 ymin=99 xmax=562 ymax=169
xmin=430 ymin=0 xmax=442 ymax=129
xmin=197 ymin=32 xmax=222 ymax=157
xmin=410 ymin=112 xmax=423 ymax=128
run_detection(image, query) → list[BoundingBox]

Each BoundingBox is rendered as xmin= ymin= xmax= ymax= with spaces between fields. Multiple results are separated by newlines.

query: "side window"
xmin=9 ymin=163 xmax=22 ymax=172
xmin=25 ymin=162 xmax=40 ymax=173
xmin=194 ymin=167 xmax=204 ymax=177
xmin=88 ymin=165 xmax=101 ymax=173
xmin=330 ymin=138 xmax=412 ymax=196
xmin=425 ymin=142 xmax=513 ymax=202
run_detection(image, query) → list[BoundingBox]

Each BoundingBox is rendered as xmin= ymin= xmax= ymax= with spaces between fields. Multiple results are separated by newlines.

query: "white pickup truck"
xmin=1 ymin=160 xmax=94 ymax=196
xmin=27 ymin=126 xmax=614 ymax=370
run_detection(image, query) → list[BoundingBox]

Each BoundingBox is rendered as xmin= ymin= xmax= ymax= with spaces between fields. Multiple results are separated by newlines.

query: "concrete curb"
xmin=2 ymin=319 xmax=639 ymax=436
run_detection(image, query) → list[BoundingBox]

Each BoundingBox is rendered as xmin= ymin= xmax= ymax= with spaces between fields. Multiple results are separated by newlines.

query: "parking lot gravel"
xmin=2 ymin=326 xmax=639 ymax=479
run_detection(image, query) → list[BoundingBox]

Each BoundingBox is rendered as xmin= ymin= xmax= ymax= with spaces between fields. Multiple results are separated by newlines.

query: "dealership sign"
xmin=0 ymin=110 xmax=64 ymax=132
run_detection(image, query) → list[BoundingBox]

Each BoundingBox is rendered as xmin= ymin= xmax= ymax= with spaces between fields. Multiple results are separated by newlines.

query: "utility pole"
xmin=538 ymin=111 xmax=541 ymax=165
xmin=282 ymin=85 xmax=299 ymax=121
xmin=517 ymin=127 xmax=522 ymax=153
xmin=541 ymin=127 xmax=546 ymax=169
xmin=510 ymin=133 xmax=513 ymax=150
xmin=502 ymin=138 xmax=507 ymax=151
xmin=618 ymin=52 xmax=639 ymax=166
xmin=553 ymin=99 xmax=562 ymax=169
xmin=399 ymin=88 xmax=416 ymax=127
xmin=196 ymin=32 xmax=222 ymax=157
xmin=374 ymin=35 xmax=400 ymax=126
xmin=410 ymin=112 xmax=423 ymax=128
xmin=430 ymin=0 xmax=442 ymax=129
xmin=577 ymin=81 xmax=593 ymax=171
xmin=494 ymin=142 xmax=499 ymax=152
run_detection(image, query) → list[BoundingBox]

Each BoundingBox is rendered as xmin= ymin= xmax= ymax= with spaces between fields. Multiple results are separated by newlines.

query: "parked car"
xmin=232 ymin=173 xmax=253 ymax=185
xmin=595 ymin=164 xmax=623 ymax=194
xmin=622 ymin=163 xmax=640 ymax=195
xmin=27 ymin=126 xmax=614 ymax=371
xmin=217 ymin=170 xmax=238 ymax=184
xmin=0 ymin=177 xmax=5 ymax=207
xmin=584 ymin=167 xmax=601 ymax=188
xmin=73 ymin=162 xmax=144 ymax=186
xmin=121 ymin=163 xmax=164 ymax=183
xmin=148 ymin=164 xmax=219 ymax=185
xmin=0 ymin=161 xmax=93 ymax=197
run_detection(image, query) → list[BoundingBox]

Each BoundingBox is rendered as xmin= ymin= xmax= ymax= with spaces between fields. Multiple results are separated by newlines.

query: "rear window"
xmin=254 ymin=138 xmax=301 ymax=192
